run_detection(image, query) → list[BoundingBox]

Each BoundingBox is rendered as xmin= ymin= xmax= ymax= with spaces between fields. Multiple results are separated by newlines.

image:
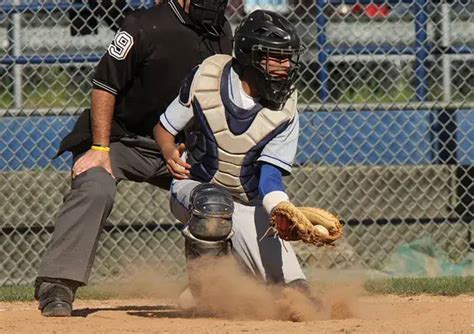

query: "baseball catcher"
xmin=155 ymin=9 xmax=343 ymax=308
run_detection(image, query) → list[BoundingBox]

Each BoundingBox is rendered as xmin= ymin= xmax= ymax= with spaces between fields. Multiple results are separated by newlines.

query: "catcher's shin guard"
xmin=183 ymin=183 xmax=235 ymax=296
xmin=188 ymin=183 xmax=234 ymax=241
xmin=184 ymin=183 xmax=234 ymax=259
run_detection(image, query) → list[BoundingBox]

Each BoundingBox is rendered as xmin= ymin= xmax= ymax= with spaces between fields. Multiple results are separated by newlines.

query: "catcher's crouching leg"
xmin=182 ymin=184 xmax=234 ymax=300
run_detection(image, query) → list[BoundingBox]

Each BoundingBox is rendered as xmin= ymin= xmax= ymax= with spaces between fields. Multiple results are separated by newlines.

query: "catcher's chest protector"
xmin=187 ymin=54 xmax=297 ymax=203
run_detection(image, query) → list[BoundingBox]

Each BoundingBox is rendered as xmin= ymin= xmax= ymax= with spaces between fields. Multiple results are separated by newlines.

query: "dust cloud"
xmin=100 ymin=256 xmax=364 ymax=322
xmin=182 ymin=256 xmax=362 ymax=321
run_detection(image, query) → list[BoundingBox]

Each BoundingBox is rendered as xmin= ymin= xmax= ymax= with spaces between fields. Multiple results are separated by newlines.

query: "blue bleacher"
xmin=456 ymin=109 xmax=474 ymax=165
xmin=297 ymin=109 xmax=436 ymax=166
xmin=1 ymin=109 xmax=472 ymax=172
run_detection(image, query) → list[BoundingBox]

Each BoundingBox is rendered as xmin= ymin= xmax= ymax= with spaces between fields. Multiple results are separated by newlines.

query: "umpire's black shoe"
xmin=36 ymin=281 xmax=75 ymax=317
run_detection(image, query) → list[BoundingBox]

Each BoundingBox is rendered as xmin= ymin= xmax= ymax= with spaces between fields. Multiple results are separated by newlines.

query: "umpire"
xmin=34 ymin=0 xmax=232 ymax=317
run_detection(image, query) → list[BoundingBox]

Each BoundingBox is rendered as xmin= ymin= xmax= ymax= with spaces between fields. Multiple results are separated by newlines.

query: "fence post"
xmin=441 ymin=0 xmax=452 ymax=104
xmin=316 ymin=0 xmax=329 ymax=103
xmin=12 ymin=0 xmax=23 ymax=109
xmin=414 ymin=0 xmax=429 ymax=102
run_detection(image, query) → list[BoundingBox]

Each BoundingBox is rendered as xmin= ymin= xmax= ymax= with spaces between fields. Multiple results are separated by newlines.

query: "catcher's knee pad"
xmin=184 ymin=183 xmax=234 ymax=259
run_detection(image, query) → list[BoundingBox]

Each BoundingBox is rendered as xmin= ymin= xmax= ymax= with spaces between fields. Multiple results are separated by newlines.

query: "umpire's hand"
xmin=162 ymin=143 xmax=191 ymax=179
xmin=72 ymin=149 xmax=114 ymax=178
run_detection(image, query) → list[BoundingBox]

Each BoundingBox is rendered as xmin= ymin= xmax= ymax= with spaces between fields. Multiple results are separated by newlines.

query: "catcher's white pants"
xmin=170 ymin=179 xmax=306 ymax=284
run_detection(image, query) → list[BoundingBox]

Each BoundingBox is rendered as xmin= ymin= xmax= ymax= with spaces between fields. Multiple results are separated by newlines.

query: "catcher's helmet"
xmin=189 ymin=0 xmax=229 ymax=36
xmin=234 ymin=10 xmax=305 ymax=109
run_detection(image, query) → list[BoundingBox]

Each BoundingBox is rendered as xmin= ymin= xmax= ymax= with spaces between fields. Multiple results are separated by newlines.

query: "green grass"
xmin=364 ymin=276 xmax=474 ymax=296
xmin=1 ymin=276 xmax=472 ymax=302
xmin=0 ymin=285 xmax=119 ymax=302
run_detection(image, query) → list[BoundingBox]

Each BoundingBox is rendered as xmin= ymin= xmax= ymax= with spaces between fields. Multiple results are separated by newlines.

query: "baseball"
xmin=314 ymin=225 xmax=330 ymax=237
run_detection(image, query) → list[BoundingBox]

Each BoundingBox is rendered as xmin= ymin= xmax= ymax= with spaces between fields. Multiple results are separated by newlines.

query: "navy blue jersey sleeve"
xmin=179 ymin=66 xmax=200 ymax=106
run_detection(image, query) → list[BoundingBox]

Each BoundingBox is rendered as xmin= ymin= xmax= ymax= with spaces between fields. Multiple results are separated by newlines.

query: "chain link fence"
xmin=1 ymin=0 xmax=473 ymax=285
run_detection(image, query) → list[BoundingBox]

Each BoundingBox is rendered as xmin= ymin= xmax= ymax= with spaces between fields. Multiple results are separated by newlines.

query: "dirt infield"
xmin=1 ymin=295 xmax=472 ymax=333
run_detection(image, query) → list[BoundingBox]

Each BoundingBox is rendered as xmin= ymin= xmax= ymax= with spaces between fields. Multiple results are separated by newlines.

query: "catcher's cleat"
xmin=286 ymin=278 xmax=312 ymax=294
xmin=287 ymin=279 xmax=324 ymax=310
xmin=37 ymin=282 xmax=74 ymax=317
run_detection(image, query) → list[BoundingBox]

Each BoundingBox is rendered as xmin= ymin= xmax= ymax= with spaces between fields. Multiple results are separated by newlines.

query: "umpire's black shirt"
xmin=59 ymin=0 xmax=232 ymax=155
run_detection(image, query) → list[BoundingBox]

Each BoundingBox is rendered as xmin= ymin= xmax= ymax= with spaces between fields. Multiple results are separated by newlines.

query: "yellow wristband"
xmin=91 ymin=145 xmax=110 ymax=152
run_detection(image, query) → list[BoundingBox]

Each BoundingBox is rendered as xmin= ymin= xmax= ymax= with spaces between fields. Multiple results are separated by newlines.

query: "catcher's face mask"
xmin=249 ymin=46 xmax=304 ymax=110
xmin=234 ymin=10 xmax=305 ymax=110
xmin=188 ymin=0 xmax=228 ymax=36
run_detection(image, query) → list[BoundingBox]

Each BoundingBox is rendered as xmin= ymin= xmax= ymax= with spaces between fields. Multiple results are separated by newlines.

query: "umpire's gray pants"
xmin=36 ymin=139 xmax=170 ymax=285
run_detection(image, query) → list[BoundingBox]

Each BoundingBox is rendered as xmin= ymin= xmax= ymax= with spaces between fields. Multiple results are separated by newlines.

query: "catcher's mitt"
xmin=270 ymin=202 xmax=343 ymax=246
